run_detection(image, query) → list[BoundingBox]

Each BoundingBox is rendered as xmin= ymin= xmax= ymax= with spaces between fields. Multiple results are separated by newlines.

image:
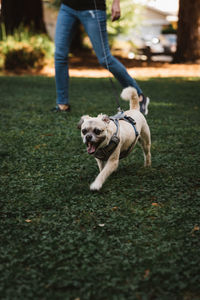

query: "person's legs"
xmin=79 ymin=10 xmax=143 ymax=96
xmin=54 ymin=4 xmax=77 ymax=107
xmin=79 ymin=10 xmax=150 ymax=115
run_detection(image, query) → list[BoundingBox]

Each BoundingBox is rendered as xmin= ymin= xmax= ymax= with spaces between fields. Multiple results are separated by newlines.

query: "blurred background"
xmin=0 ymin=0 xmax=199 ymax=74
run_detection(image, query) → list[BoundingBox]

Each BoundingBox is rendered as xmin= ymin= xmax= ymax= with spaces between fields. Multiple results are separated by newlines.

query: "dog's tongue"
xmin=87 ymin=142 xmax=96 ymax=154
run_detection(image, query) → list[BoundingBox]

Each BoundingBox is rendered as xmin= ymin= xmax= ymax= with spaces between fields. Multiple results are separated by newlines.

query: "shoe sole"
xmin=51 ymin=107 xmax=71 ymax=112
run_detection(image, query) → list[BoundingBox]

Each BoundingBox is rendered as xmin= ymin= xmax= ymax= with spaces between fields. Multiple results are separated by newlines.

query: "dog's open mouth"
xmin=86 ymin=136 xmax=106 ymax=155
xmin=87 ymin=142 xmax=97 ymax=154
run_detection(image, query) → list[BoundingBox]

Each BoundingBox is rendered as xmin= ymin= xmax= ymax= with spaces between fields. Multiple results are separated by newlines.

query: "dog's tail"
xmin=120 ymin=87 xmax=140 ymax=110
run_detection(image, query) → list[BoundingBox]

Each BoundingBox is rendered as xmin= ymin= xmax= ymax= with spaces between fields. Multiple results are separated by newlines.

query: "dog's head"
xmin=78 ymin=114 xmax=111 ymax=155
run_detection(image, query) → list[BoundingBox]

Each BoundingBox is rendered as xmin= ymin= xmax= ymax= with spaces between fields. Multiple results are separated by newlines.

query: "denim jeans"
xmin=55 ymin=4 xmax=142 ymax=105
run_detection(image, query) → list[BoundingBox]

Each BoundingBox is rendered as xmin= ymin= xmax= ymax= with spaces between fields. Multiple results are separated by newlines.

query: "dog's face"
xmin=78 ymin=114 xmax=111 ymax=154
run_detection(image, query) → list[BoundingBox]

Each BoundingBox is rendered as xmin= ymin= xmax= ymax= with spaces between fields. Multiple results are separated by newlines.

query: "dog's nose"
xmin=86 ymin=134 xmax=92 ymax=142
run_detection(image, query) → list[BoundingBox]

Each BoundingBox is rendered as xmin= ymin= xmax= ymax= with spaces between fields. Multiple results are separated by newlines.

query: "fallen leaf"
xmin=112 ymin=206 xmax=118 ymax=211
xmin=193 ymin=225 xmax=200 ymax=231
xmin=34 ymin=145 xmax=41 ymax=149
xmin=34 ymin=144 xmax=46 ymax=150
xmin=144 ymin=269 xmax=150 ymax=279
xmin=41 ymin=133 xmax=54 ymax=137
xmin=191 ymin=225 xmax=200 ymax=235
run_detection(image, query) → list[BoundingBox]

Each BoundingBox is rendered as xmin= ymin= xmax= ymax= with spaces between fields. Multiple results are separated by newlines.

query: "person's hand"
xmin=111 ymin=0 xmax=121 ymax=22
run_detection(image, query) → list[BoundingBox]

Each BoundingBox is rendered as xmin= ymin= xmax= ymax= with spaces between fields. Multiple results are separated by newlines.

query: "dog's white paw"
xmin=90 ymin=181 xmax=102 ymax=191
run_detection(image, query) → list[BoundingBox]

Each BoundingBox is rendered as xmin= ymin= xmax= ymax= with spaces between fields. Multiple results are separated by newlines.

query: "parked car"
xmin=159 ymin=34 xmax=177 ymax=54
xmin=132 ymin=33 xmax=177 ymax=55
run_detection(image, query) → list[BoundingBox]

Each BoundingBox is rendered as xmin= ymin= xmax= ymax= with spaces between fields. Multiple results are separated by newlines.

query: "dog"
xmin=78 ymin=87 xmax=151 ymax=191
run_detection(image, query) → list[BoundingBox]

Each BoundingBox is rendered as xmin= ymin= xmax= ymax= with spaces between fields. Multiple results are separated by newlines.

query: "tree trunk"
xmin=174 ymin=0 xmax=200 ymax=63
xmin=1 ymin=0 xmax=46 ymax=34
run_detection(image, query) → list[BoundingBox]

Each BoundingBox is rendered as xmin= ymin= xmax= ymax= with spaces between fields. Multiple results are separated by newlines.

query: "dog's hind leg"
xmin=139 ymin=122 xmax=151 ymax=167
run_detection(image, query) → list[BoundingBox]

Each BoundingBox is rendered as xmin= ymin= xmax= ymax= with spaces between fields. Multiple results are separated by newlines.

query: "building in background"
xmin=136 ymin=4 xmax=177 ymax=54
xmin=123 ymin=1 xmax=178 ymax=61
xmin=140 ymin=5 xmax=177 ymax=38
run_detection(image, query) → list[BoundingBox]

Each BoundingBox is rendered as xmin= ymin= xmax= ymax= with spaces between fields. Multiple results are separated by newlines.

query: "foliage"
xmin=4 ymin=47 xmax=45 ymax=70
xmin=46 ymin=0 xmax=143 ymax=42
xmin=0 ymin=76 xmax=200 ymax=299
xmin=0 ymin=26 xmax=54 ymax=70
xmin=162 ymin=24 xmax=177 ymax=35
xmin=47 ymin=0 xmax=61 ymax=8
xmin=106 ymin=0 xmax=143 ymax=41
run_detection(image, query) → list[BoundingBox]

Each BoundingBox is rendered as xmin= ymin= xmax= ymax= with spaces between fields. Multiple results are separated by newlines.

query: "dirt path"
xmin=3 ymin=54 xmax=200 ymax=78
xmin=41 ymin=64 xmax=200 ymax=78
xmin=42 ymin=56 xmax=200 ymax=78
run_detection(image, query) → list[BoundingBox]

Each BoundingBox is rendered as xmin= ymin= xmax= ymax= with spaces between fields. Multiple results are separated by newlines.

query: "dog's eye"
xmin=94 ymin=128 xmax=102 ymax=135
xmin=82 ymin=129 xmax=87 ymax=135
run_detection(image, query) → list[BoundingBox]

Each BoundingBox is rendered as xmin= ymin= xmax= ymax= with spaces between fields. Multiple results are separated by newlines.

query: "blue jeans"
xmin=55 ymin=4 xmax=142 ymax=105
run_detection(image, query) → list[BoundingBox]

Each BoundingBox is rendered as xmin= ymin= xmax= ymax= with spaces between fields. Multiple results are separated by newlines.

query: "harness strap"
xmin=120 ymin=140 xmax=136 ymax=159
xmin=123 ymin=115 xmax=139 ymax=137
xmin=95 ymin=134 xmax=120 ymax=161
xmin=94 ymin=112 xmax=139 ymax=161
xmin=109 ymin=117 xmax=119 ymax=136
xmin=110 ymin=111 xmax=139 ymax=138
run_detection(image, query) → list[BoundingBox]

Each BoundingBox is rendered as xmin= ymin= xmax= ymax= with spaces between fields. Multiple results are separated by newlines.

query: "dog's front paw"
xmin=90 ymin=180 xmax=102 ymax=191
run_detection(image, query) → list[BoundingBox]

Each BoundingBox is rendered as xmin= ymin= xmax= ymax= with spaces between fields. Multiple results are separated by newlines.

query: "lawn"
xmin=0 ymin=76 xmax=200 ymax=300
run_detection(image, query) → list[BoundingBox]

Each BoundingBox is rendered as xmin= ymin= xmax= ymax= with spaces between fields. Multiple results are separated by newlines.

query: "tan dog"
xmin=78 ymin=87 xmax=151 ymax=191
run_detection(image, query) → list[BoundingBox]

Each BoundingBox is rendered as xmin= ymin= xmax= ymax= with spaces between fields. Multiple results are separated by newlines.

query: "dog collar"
xmin=94 ymin=111 xmax=139 ymax=161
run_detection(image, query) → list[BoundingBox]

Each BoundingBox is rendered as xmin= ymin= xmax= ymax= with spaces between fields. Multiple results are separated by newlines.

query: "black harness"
xmin=95 ymin=112 xmax=139 ymax=161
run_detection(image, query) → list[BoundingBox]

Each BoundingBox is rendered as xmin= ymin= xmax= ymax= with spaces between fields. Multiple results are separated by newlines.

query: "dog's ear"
xmin=101 ymin=115 xmax=110 ymax=124
xmin=77 ymin=115 xmax=90 ymax=129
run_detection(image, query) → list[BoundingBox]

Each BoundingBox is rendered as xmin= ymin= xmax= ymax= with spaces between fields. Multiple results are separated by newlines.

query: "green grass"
xmin=0 ymin=76 xmax=200 ymax=300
